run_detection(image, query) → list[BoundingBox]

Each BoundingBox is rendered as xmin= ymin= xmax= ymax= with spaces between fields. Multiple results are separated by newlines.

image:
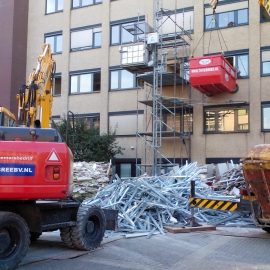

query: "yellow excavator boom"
xmin=17 ymin=44 xmax=55 ymax=128
xmin=259 ymin=0 xmax=270 ymax=16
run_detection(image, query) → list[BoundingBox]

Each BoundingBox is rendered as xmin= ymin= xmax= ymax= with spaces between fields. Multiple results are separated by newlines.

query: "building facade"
xmin=0 ymin=0 xmax=29 ymax=115
xmin=26 ymin=0 xmax=270 ymax=177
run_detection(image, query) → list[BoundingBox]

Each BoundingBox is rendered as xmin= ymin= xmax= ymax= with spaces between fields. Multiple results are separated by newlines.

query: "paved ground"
xmin=19 ymin=227 xmax=270 ymax=270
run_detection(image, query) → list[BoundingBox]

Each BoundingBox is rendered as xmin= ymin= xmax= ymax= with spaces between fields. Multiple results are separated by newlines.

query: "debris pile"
xmin=72 ymin=161 xmax=111 ymax=200
xmin=212 ymin=166 xmax=246 ymax=195
xmin=83 ymin=163 xmax=252 ymax=235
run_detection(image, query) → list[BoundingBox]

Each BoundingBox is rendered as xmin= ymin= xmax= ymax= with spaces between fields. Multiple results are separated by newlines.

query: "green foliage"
xmin=56 ymin=118 xmax=123 ymax=162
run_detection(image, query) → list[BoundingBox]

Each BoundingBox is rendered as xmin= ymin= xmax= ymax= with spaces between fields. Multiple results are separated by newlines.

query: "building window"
xmin=110 ymin=69 xmax=137 ymax=90
xmin=205 ymin=9 xmax=248 ymax=30
xmin=204 ymin=105 xmax=249 ymax=133
xmin=113 ymin=159 xmax=140 ymax=178
xmin=161 ymin=9 xmax=194 ymax=35
xmin=71 ymin=26 xmax=102 ymax=51
xmin=53 ymin=74 xmax=62 ymax=96
xmin=224 ymin=51 xmax=249 ymax=78
xmin=262 ymin=102 xmax=270 ymax=131
xmin=74 ymin=114 xmax=100 ymax=131
xmin=261 ymin=49 xmax=270 ymax=76
xmin=46 ymin=0 xmax=63 ymax=14
xmin=72 ymin=0 xmax=102 ymax=8
xmin=109 ymin=111 xmax=144 ymax=136
xmin=111 ymin=19 xmax=145 ymax=45
xmin=45 ymin=32 xmax=63 ymax=54
xmin=70 ymin=70 xmax=101 ymax=94
xmin=162 ymin=107 xmax=193 ymax=134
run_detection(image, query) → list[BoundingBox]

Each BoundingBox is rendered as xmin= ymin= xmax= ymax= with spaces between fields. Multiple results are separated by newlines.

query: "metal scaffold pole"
xmin=152 ymin=0 xmax=162 ymax=176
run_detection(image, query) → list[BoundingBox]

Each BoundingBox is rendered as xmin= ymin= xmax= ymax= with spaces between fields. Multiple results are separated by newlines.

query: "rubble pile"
xmin=72 ymin=161 xmax=111 ymax=200
xmin=212 ymin=166 xmax=246 ymax=195
xmin=84 ymin=163 xmax=252 ymax=234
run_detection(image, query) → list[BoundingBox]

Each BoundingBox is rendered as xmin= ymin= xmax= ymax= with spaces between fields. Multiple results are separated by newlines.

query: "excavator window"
xmin=0 ymin=127 xmax=62 ymax=142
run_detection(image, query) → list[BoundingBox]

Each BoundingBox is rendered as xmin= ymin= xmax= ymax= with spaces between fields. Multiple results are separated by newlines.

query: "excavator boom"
xmin=259 ymin=0 xmax=270 ymax=16
xmin=17 ymin=44 xmax=55 ymax=128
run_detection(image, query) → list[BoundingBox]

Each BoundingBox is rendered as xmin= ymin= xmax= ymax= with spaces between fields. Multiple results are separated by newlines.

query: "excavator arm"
xmin=259 ymin=0 xmax=270 ymax=16
xmin=17 ymin=44 xmax=55 ymax=128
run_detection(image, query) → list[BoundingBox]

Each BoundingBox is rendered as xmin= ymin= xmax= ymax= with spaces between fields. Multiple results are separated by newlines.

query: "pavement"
xmin=19 ymin=227 xmax=270 ymax=270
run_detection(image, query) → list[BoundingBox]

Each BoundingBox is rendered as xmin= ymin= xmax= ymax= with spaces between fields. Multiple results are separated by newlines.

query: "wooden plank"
xmin=164 ymin=225 xmax=216 ymax=234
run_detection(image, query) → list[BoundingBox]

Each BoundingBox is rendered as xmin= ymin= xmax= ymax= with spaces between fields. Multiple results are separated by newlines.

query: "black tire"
xmin=71 ymin=205 xmax=105 ymax=251
xmin=262 ymin=227 xmax=270 ymax=233
xmin=30 ymin=232 xmax=42 ymax=242
xmin=60 ymin=227 xmax=74 ymax=248
xmin=0 ymin=211 xmax=30 ymax=270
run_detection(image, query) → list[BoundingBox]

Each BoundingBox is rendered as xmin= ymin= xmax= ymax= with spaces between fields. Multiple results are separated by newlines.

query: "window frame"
xmin=261 ymin=102 xmax=270 ymax=132
xmin=261 ymin=47 xmax=270 ymax=77
xmin=45 ymin=0 xmax=63 ymax=14
xmin=73 ymin=113 xmax=100 ymax=131
xmin=53 ymin=73 xmax=62 ymax=96
xmin=108 ymin=110 xmax=144 ymax=137
xmin=72 ymin=0 xmax=102 ymax=9
xmin=204 ymin=8 xmax=249 ymax=31
xmin=224 ymin=50 xmax=249 ymax=79
xmin=110 ymin=16 xmax=145 ymax=46
xmin=113 ymin=158 xmax=141 ymax=178
xmin=69 ymin=69 xmax=101 ymax=95
xmin=70 ymin=25 xmax=102 ymax=52
xmin=162 ymin=107 xmax=193 ymax=135
xmin=44 ymin=31 xmax=63 ymax=54
xmin=203 ymin=104 xmax=249 ymax=134
xmin=160 ymin=7 xmax=194 ymax=36
xmin=109 ymin=68 xmax=138 ymax=91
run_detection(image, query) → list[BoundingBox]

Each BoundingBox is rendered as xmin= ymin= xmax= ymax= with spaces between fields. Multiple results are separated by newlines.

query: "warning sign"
xmin=47 ymin=149 xmax=61 ymax=162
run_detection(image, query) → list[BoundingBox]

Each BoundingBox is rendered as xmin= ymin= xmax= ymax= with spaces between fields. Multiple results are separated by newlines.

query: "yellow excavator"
xmin=17 ymin=44 xmax=55 ymax=128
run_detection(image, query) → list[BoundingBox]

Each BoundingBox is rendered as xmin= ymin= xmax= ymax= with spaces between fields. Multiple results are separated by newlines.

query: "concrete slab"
xmin=164 ymin=225 xmax=216 ymax=233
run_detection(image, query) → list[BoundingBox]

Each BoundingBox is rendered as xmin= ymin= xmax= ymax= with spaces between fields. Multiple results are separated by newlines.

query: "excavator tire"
xmin=0 ymin=211 xmax=30 ymax=270
xmin=71 ymin=205 xmax=105 ymax=251
xmin=60 ymin=227 xmax=74 ymax=248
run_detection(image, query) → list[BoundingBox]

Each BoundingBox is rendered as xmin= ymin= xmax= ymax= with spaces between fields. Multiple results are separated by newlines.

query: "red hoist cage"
xmin=189 ymin=54 xmax=238 ymax=96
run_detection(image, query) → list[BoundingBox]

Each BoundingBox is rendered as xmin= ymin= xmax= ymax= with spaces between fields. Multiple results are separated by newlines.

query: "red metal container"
xmin=189 ymin=54 xmax=238 ymax=96
xmin=0 ymin=141 xmax=73 ymax=200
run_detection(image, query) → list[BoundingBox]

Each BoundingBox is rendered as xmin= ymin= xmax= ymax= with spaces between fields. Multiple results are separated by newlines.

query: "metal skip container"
xmin=242 ymin=144 xmax=270 ymax=221
xmin=189 ymin=54 xmax=238 ymax=96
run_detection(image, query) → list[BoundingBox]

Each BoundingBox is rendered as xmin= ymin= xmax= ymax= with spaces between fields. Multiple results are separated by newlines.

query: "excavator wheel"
xmin=71 ymin=205 xmax=106 ymax=251
xmin=0 ymin=211 xmax=30 ymax=270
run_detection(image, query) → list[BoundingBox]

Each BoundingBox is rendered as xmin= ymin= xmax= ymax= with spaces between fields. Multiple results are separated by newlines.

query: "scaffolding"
xmin=120 ymin=0 xmax=193 ymax=176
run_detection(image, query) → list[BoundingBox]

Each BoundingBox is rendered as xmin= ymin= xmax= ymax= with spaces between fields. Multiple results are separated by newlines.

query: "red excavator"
xmin=0 ymin=45 xmax=115 ymax=270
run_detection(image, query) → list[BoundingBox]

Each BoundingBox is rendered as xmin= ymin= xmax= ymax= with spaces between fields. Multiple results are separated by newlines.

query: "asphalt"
xmin=19 ymin=227 xmax=270 ymax=270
